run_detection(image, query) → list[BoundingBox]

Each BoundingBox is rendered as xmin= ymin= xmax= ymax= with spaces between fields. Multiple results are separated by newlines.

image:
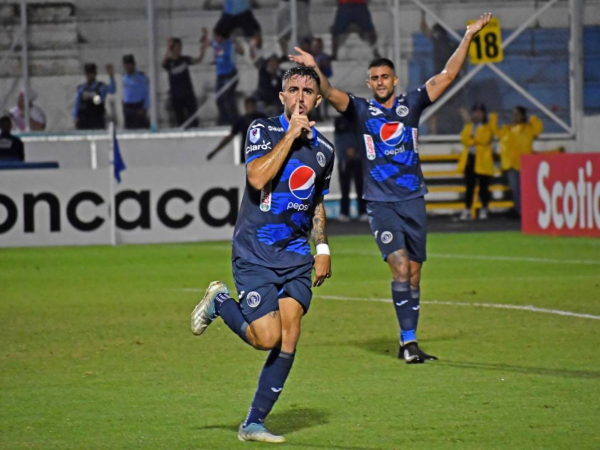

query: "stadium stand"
xmin=1 ymin=0 xmax=598 ymax=132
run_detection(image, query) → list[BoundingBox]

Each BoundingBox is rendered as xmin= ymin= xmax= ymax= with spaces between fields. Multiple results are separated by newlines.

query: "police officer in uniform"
xmin=73 ymin=63 xmax=116 ymax=130
xmin=121 ymin=54 xmax=150 ymax=129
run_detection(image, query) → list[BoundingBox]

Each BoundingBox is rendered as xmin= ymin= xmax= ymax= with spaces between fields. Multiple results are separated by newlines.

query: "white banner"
xmin=0 ymin=166 xmax=246 ymax=248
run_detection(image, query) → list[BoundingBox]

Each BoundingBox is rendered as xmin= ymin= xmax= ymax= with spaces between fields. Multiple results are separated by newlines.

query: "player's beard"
xmin=373 ymin=87 xmax=394 ymax=105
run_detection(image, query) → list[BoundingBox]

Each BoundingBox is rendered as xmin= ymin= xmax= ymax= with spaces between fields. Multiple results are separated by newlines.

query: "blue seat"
xmin=584 ymin=83 xmax=600 ymax=112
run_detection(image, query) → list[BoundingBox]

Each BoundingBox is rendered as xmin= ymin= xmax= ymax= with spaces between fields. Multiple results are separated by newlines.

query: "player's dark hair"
xmin=0 ymin=115 xmax=12 ymax=131
xmin=368 ymin=58 xmax=395 ymax=72
xmin=213 ymin=23 xmax=230 ymax=39
xmin=282 ymin=66 xmax=321 ymax=89
xmin=515 ymin=105 xmax=527 ymax=122
xmin=471 ymin=102 xmax=488 ymax=124
xmin=84 ymin=63 xmax=97 ymax=74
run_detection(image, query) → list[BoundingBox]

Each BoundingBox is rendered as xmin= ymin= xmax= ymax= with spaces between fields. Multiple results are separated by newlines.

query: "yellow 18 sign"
xmin=468 ymin=17 xmax=503 ymax=64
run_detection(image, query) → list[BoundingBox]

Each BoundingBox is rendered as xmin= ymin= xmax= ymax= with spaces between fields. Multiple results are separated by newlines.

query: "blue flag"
xmin=113 ymin=128 xmax=126 ymax=183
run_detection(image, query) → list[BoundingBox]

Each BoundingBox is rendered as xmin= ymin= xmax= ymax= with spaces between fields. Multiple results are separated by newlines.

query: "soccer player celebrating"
xmin=290 ymin=13 xmax=492 ymax=364
xmin=191 ymin=66 xmax=334 ymax=443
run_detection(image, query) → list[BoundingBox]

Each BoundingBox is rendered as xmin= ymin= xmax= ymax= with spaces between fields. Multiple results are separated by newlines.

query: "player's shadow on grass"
xmin=440 ymin=360 xmax=600 ymax=379
xmin=354 ymin=333 xmax=463 ymax=359
xmin=197 ymin=407 xmax=329 ymax=434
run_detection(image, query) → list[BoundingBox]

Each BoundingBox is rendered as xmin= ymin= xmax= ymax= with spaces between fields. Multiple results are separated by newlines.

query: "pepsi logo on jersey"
xmin=289 ymin=166 xmax=316 ymax=200
xmin=380 ymin=122 xmax=406 ymax=147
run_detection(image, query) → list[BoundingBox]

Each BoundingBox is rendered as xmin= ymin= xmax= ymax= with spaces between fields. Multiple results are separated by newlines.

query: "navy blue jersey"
xmin=344 ymin=86 xmax=432 ymax=202
xmin=232 ymin=114 xmax=335 ymax=269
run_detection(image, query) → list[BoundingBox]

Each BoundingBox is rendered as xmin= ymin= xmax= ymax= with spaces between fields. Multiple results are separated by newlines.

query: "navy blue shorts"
xmin=331 ymin=4 xmax=375 ymax=34
xmin=366 ymin=197 xmax=427 ymax=263
xmin=232 ymin=258 xmax=313 ymax=323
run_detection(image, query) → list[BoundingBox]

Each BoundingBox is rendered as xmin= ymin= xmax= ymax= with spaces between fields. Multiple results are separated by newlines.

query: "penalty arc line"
xmin=177 ymin=289 xmax=600 ymax=321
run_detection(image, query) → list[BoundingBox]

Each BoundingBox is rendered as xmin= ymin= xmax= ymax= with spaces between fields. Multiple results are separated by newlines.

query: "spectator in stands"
xmin=492 ymin=106 xmax=543 ymax=217
xmin=312 ymin=37 xmax=332 ymax=120
xmin=330 ymin=0 xmax=380 ymax=61
xmin=73 ymin=63 xmax=116 ymax=130
xmin=277 ymin=0 xmax=312 ymax=58
xmin=121 ymin=54 xmax=150 ymax=129
xmin=312 ymin=38 xmax=333 ymax=79
xmin=200 ymin=26 xmax=243 ymax=125
xmin=162 ymin=37 xmax=202 ymax=127
xmin=334 ymin=113 xmax=367 ymax=222
xmin=0 ymin=115 xmax=25 ymax=162
xmin=206 ymin=97 xmax=267 ymax=162
xmin=458 ymin=103 xmax=494 ymax=220
xmin=10 ymin=89 xmax=47 ymax=131
xmin=420 ymin=13 xmax=463 ymax=134
xmin=254 ymin=54 xmax=284 ymax=116
xmin=212 ymin=0 xmax=262 ymax=50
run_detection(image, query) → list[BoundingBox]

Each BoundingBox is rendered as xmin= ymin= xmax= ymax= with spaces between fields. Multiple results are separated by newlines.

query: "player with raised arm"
xmin=291 ymin=13 xmax=492 ymax=364
xmin=191 ymin=66 xmax=334 ymax=443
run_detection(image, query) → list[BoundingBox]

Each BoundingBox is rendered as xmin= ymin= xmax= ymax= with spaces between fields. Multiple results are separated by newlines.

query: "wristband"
xmin=315 ymin=244 xmax=330 ymax=256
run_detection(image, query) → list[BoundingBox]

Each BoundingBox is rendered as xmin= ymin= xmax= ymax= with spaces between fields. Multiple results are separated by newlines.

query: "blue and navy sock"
xmin=392 ymin=281 xmax=418 ymax=344
xmin=244 ymin=349 xmax=295 ymax=426
xmin=215 ymin=296 xmax=250 ymax=345
xmin=411 ymin=286 xmax=421 ymax=335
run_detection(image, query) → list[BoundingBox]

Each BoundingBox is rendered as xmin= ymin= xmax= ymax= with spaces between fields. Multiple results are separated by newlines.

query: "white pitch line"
xmin=176 ymin=289 xmax=600 ymax=321
xmin=334 ymin=249 xmax=600 ymax=265
xmin=317 ymin=295 xmax=600 ymax=321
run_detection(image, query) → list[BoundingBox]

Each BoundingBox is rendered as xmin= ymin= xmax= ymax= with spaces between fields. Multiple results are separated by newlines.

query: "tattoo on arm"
xmin=311 ymin=197 xmax=328 ymax=246
xmin=429 ymin=77 xmax=437 ymax=86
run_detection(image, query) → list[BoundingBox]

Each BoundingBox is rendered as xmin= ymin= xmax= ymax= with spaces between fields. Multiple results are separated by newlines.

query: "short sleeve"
xmin=341 ymin=95 xmax=359 ymax=121
xmin=318 ymin=153 xmax=335 ymax=196
xmin=244 ymin=120 xmax=277 ymax=165
xmin=407 ymin=84 xmax=433 ymax=110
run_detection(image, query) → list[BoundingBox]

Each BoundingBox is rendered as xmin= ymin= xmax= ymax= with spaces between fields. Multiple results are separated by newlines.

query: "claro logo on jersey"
xmin=521 ymin=154 xmax=600 ymax=237
xmin=289 ymin=166 xmax=315 ymax=200
xmin=364 ymin=134 xmax=376 ymax=160
xmin=380 ymin=122 xmax=405 ymax=147
xmin=246 ymin=142 xmax=272 ymax=153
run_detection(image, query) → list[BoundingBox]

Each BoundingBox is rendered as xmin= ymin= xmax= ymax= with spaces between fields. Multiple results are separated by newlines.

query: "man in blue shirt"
xmin=121 ymin=54 xmax=150 ymax=129
xmin=291 ymin=13 xmax=492 ymax=363
xmin=213 ymin=0 xmax=262 ymax=49
xmin=191 ymin=66 xmax=334 ymax=443
xmin=200 ymin=26 xmax=243 ymax=125
xmin=73 ymin=63 xmax=116 ymax=130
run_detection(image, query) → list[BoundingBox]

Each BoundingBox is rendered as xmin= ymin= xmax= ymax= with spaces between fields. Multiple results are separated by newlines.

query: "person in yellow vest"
xmin=458 ymin=103 xmax=494 ymax=220
xmin=491 ymin=106 xmax=543 ymax=216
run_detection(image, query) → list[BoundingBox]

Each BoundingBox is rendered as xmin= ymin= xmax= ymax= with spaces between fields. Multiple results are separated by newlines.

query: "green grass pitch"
xmin=1 ymin=232 xmax=599 ymax=449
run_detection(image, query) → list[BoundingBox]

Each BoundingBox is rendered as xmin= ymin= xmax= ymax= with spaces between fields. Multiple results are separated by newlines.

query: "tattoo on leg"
xmin=387 ymin=249 xmax=409 ymax=282
xmin=269 ymin=311 xmax=279 ymax=318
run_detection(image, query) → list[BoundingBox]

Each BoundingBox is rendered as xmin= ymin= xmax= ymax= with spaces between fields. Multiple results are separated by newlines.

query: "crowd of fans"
xmin=4 ymin=0 xmax=386 ymax=133
xmin=0 ymin=0 xmax=546 ymax=221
